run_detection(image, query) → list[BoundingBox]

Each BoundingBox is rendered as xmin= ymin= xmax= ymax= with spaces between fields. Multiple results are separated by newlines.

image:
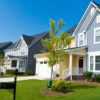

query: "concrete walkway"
xmin=0 ymin=76 xmax=45 ymax=82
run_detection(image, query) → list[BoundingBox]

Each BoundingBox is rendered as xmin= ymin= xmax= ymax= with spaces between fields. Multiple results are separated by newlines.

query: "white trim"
xmin=88 ymin=52 xmax=100 ymax=72
xmin=78 ymin=33 xmax=85 ymax=47
xmin=73 ymin=1 xmax=95 ymax=36
xmin=94 ymin=27 xmax=100 ymax=44
xmin=69 ymin=53 xmax=72 ymax=80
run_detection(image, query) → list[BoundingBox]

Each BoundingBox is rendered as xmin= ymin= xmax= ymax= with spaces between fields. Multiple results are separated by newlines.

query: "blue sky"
xmin=0 ymin=0 xmax=100 ymax=43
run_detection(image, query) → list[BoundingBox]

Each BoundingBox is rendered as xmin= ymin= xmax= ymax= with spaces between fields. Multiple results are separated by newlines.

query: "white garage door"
xmin=38 ymin=61 xmax=51 ymax=78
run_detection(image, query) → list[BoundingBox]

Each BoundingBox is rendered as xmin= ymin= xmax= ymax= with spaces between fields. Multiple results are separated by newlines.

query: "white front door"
xmin=19 ymin=60 xmax=25 ymax=72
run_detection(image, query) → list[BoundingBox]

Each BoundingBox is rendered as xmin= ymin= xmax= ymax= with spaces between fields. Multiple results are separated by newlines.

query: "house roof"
xmin=0 ymin=42 xmax=12 ymax=49
xmin=92 ymin=1 xmax=100 ymax=9
xmin=5 ymin=32 xmax=49 ymax=50
xmin=65 ymin=25 xmax=77 ymax=36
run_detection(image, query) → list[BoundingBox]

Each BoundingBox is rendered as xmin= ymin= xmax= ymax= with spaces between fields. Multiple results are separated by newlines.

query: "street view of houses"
xmin=0 ymin=0 xmax=100 ymax=100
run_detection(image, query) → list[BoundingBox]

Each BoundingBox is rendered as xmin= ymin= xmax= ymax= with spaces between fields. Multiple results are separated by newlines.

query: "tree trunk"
xmin=51 ymin=66 xmax=53 ymax=81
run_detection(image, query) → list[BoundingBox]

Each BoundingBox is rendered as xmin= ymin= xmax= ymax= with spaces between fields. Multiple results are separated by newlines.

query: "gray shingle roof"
xmin=65 ymin=25 xmax=77 ymax=36
xmin=5 ymin=32 xmax=49 ymax=50
xmin=0 ymin=42 xmax=12 ymax=49
xmin=92 ymin=1 xmax=100 ymax=9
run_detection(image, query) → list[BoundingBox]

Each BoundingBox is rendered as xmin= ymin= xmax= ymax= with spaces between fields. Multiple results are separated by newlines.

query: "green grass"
xmin=0 ymin=80 xmax=100 ymax=100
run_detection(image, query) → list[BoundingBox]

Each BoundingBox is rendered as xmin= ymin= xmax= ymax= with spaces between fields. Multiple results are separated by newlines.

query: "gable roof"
xmin=73 ymin=1 xmax=100 ymax=36
xmin=65 ymin=25 xmax=77 ymax=36
xmin=5 ymin=32 xmax=49 ymax=50
xmin=0 ymin=42 xmax=12 ymax=49
xmin=92 ymin=1 xmax=100 ymax=9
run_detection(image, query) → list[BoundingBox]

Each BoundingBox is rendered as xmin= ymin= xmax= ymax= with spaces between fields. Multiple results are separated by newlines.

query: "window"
xmin=78 ymin=33 xmax=84 ymax=46
xmin=90 ymin=7 xmax=95 ymax=15
xmin=95 ymin=56 xmax=100 ymax=70
xmin=44 ymin=61 xmax=47 ymax=64
xmin=21 ymin=49 xmax=25 ymax=55
xmin=11 ymin=60 xmax=17 ymax=67
xmin=94 ymin=28 xmax=100 ymax=43
xmin=90 ymin=56 xmax=93 ymax=70
xmin=40 ymin=62 xmax=43 ymax=64
xmin=96 ymin=15 xmax=100 ymax=23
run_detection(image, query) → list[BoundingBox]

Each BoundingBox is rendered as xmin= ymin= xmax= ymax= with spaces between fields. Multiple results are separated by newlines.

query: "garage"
xmin=36 ymin=57 xmax=60 ymax=78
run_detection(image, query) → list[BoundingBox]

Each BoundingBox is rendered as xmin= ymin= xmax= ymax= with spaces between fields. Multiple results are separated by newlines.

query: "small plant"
xmin=6 ymin=69 xmax=15 ymax=75
xmin=14 ymin=69 xmax=19 ymax=75
xmin=83 ymin=71 xmax=93 ymax=81
xmin=51 ymin=79 xmax=71 ymax=92
xmin=94 ymin=74 xmax=100 ymax=83
xmin=56 ymin=73 xmax=59 ymax=77
xmin=0 ymin=72 xmax=3 ymax=76
xmin=25 ymin=70 xmax=32 ymax=75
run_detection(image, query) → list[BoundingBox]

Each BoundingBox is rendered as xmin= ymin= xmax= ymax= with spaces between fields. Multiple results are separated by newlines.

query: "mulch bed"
xmin=73 ymin=80 xmax=100 ymax=85
xmin=40 ymin=88 xmax=71 ymax=96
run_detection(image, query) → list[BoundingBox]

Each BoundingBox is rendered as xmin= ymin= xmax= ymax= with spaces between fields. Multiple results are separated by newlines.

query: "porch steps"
xmin=65 ymin=75 xmax=85 ymax=81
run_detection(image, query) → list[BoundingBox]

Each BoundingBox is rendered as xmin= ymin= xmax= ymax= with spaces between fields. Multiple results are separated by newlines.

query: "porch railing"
xmin=62 ymin=68 xmax=70 ymax=80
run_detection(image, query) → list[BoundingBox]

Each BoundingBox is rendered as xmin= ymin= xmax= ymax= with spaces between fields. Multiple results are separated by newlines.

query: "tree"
xmin=0 ymin=54 xmax=5 ymax=75
xmin=41 ymin=19 xmax=71 ymax=86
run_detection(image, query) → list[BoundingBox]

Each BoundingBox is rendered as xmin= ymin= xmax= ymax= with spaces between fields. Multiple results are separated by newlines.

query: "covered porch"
xmin=60 ymin=47 xmax=87 ymax=80
xmin=5 ymin=56 xmax=27 ymax=72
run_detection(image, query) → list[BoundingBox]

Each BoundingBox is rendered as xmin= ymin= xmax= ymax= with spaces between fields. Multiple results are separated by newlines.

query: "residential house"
xmin=35 ymin=1 xmax=100 ymax=79
xmin=4 ymin=32 xmax=49 ymax=74
xmin=0 ymin=42 xmax=12 ymax=56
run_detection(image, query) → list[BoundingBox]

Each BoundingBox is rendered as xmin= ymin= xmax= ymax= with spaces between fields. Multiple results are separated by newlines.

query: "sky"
xmin=0 ymin=0 xmax=100 ymax=43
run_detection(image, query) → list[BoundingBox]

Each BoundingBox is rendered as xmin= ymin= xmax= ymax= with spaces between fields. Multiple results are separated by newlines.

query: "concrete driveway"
xmin=0 ymin=76 xmax=45 ymax=82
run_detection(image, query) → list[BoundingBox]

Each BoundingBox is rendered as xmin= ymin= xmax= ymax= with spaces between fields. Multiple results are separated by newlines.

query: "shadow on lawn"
xmin=69 ymin=84 xmax=96 ymax=91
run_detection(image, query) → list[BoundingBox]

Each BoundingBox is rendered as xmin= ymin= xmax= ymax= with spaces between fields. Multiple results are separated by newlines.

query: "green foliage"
xmin=0 ymin=72 xmax=3 ymax=76
xmin=14 ymin=69 xmax=19 ymax=75
xmin=41 ymin=19 xmax=71 ymax=67
xmin=94 ymin=74 xmax=100 ymax=83
xmin=6 ymin=69 xmax=15 ymax=75
xmin=25 ymin=70 xmax=32 ymax=75
xmin=83 ymin=72 xmax=93 ymax=80
xmin=51 ymin=79 xmax=71 ymax=92
xmin=0 ymin=54 xmax=5 ymax=67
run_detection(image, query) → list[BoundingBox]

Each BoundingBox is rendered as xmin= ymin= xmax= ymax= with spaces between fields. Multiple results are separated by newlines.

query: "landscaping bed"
xmin=73 ymin=80 xmax=100 ymax=86
xmin=41 ymin=88 xmax=71 ymax=96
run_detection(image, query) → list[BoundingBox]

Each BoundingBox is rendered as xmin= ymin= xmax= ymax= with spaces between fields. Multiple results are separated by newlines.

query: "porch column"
xmin=17 ymin=60 xmax=19 ymax=70
xmin=69 ymin=53 xmax=72 ymax=80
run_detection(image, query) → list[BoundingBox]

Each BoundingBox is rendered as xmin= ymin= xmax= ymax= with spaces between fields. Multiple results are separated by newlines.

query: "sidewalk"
xmin=0 ymin=76 xmax=44 ymax=82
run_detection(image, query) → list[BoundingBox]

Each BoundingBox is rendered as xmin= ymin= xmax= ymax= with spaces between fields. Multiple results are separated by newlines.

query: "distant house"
xmin=4 ymin=32 xmax=49 ymax=74
xmin=35 ymin=1 xmax=100 ymax=79
xmin=0 ymin=42 xmax=12 ymax=56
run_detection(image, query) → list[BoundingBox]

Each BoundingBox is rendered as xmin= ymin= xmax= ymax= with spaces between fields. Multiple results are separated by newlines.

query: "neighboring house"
xmin=4 ymin=32 xmax=49 ymax=74
xmin=35 ymin=1 xmax=100 ymax=79
xmin=0 ymin=42 xmax=12 ymax=56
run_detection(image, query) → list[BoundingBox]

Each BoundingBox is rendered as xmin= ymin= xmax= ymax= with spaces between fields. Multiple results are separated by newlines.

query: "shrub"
xmin=94 ymin=74 xmax=100 ymax=83
xmin=51 ymin=79 xmax=71 ymax=92
xmin=83 ymin=71 xmax=93 ymax=81
xmin=0 ymin=72 xmax=3 ymax=76
xmin=6 ymin=69 xmax=15 ymax=75
xmin=14 ymin=69 xmax=19 ymax=75
xmin=25 ymin=70 xmax=32 ymax=75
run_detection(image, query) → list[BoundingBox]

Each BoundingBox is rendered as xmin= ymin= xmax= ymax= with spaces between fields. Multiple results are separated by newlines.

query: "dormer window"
xmin=90 ymin=7 xmax=95 ymax=15
xmin=78 ymin=33 xmax=84 ymax=46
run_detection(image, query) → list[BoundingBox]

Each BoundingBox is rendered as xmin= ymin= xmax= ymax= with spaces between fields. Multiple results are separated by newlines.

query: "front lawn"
xmin=0 ymin=80 xmax=100 ymax=100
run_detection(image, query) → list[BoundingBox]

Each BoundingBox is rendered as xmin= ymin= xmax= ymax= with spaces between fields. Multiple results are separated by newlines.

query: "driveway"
xmin=0 ymin=76 xmax=45 ymax=82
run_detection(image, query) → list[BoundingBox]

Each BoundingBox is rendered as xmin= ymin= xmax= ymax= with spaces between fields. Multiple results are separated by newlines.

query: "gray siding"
xmin=87 ymin=12 xmax=100 ymax=52
xmin=27 ymin=34 xmax=49 ymax=74
xmin=75 ymin=5 xmax=96 ymax=47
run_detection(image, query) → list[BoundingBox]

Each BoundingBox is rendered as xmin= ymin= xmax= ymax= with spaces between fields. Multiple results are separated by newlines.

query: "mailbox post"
xmin=0 ymin=77 xmax=17 ymax=100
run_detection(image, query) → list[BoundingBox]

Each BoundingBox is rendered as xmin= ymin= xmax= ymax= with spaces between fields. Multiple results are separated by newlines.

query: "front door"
xmin=78 ymin=57 xmax=84 ymax=74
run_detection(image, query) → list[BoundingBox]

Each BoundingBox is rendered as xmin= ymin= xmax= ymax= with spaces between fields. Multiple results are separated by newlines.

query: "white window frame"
xmin=78 ymin=33 xmax=84 ymax=47
xmin=96 ymin=15 xmax=100 ymax=24
xmin=89 ymin=52 xmax=100 ymax=72
xmin=94 ymin=27 xmax=100 ymax=44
